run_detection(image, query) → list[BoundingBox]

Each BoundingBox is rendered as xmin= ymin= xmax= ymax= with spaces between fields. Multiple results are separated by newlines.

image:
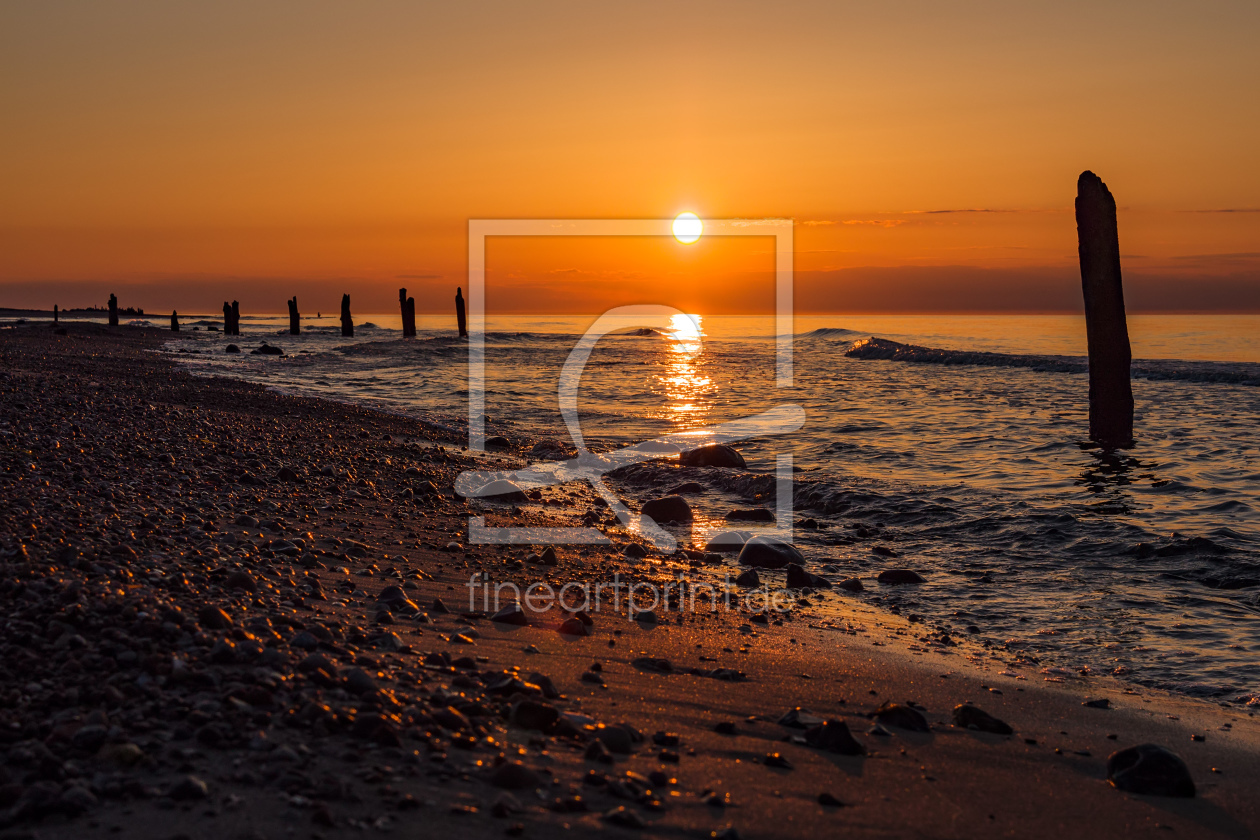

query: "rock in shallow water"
xmin=738 ymin=536 xmax=804 ymax=569
xmin=679 ymin=444 xmax=746 ymax=468
xmin=706 ymin=530 xmax=750 ymax=552
xmin=1107 ymin=744 xmax=1195 ymax=797
xmin=877 ymin=568 xmax=925 ymax=584
xmin=726 ymin=508 xmax=775 ymax=522
xmin=640 ymin=495 xmax=693 ymax=523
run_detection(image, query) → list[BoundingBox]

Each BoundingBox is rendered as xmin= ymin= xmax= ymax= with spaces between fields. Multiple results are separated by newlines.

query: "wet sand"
xmin=1 ymin=321 xmax=1258 ymax=840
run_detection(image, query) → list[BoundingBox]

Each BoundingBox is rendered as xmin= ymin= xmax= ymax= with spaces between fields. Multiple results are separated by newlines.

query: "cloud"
xmin=901 ymin=208 xmax=1055 ymax=215
xmin=1179 ymin=208 xmax=1260 ymax=213
xmin=396 ymin=273 xmax=442 ymax=280
xmin=800 ymin=219 xmax=904 ymax=228
xmin=727 ymin=218 xmax=792 ymax=227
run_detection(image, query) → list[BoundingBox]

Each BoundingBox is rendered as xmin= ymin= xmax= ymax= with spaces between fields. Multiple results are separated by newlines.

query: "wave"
xmin=798 ymin=327 xmax=863 ymax=339
xmin=845 ymin=337 xmax=1260 ymax=386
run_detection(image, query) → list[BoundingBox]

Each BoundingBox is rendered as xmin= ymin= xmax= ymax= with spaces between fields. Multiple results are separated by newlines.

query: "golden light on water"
xmin=672 ymin=212 xmax=703 ymax=244
xmin=653 ymin=313 xmax=713 ymax=428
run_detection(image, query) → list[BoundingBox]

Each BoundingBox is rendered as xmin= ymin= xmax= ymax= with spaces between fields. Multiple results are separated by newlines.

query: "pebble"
xmin=785 ymin=563 xmax=831 ymax=589
xmin=601 ymin=805 xmax=646 ymax=828
xmin=511 ymin=699 xmax=560 ymax=732
xmin=169 ymin=776 xmax=210 ymax=801
xmin=1107 ymin=744 xmax=1196 ymax=797
xmin=490 ymin=762 xmax=541 ymax=791
xmin=952 ymin=704 xmax=1013 ymax=735
xmin=805 ymin=720 xmax=867 ymax=756
xmin=492 ymin=604 xmax=529 ymax=625
xmin=873 ymin=702 xmax=930 ymax=732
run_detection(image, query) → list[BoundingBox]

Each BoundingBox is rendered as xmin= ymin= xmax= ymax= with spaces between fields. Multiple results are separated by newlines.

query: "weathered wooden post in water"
xmin=108 ymin=294 xmax=118 ymax=326
xmin=231 ymin=301 xmax=240 ymax=336
xmin=223 ymin=302 xmax=231 ymax=332
xmin=171 ymin=311 xmax=180 ymax=332
xmin=287 ymin=297 xmax=300 ymax=335
xmin=53 ymin=305 xmax=58 ymax=324
xmin=399 ymin=288 xmax=416 ymax=337
xmin=340 ymin=294 xmax=354 ymax=337
xmin=1076 ymin=171 xmax=1134 ymax=448
xmin=455 ymin=287 xmax=468 ymax=338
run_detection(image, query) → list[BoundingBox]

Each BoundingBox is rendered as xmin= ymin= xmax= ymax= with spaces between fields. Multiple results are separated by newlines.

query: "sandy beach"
xmin=0 ymin=321 xmax=1254 ymax=839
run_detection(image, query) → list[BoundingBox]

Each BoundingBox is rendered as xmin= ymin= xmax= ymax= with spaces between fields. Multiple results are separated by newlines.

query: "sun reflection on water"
xmin=651 ymin=314 xmax=715 ymax=429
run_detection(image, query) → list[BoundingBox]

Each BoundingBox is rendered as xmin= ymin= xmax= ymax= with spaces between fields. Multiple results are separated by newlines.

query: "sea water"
xmin=162 ymin=313 xmax=1260 ymax=701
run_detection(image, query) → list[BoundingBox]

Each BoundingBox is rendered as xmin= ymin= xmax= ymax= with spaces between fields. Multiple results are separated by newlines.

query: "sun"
xmin=672 ymin=212 xmax=702 ymax=244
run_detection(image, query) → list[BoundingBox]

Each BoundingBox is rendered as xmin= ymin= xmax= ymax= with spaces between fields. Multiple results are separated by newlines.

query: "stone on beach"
xmin=805 ymin=720 xmax=866 ymax=756
xmin=738 ymin=536 xmax=804 ymax=569
xmin=475 ymin=479 xmax=528 ymax=502
xmin=490 ymin=762 xmax=541 ymax=790
xmin=873 ymin=701 xmax=930 ymax=732
xmin=785 ymin=563 xmax=831 ymax=589
xmin=952 ymin=704 xmax=1013 ymax=735
xmin=492 ymin=604 xmax=529 ymax=625
xmin=1107 ymin=744 xmax=1195 ymax=797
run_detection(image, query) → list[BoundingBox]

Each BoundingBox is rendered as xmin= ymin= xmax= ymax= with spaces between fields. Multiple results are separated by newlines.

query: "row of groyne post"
xmin=92 ymin=289 xmax=472 ymax=339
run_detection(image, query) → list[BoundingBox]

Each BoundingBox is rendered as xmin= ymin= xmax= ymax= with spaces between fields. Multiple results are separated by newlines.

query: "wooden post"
xmin=53 ymin=305 xmax=58 ymax=324
xmin=171 ymin=310 xmax=180 ymax=332
xmin=230 ymin=300 xmax=240 ymax=336
xmin=399 ymin=288 xmax=416 ymax=337
xmin=108 ymin=294 xmax=118 ymax=326
xmin=340 ymin=293 xmax=354 ymax=337
xmin=455 ymin=287 xmax=468 ymax=338
xmin=287 ymin=296 xmax=300 ymax=335
xmin=1076 ymin=171 xmax=1134 ymax=448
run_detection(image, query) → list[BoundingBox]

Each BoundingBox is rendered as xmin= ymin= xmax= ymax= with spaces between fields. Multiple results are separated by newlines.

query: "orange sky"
xmin=2 ymin=1 xmax=1258 ymax=313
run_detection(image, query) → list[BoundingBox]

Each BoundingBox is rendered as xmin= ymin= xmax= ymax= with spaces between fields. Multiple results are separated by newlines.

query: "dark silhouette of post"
xmin=287 ymin=296 xmax=300 ymax=335
xmin=341 ymin=294 xmax=354 ymax=337
xmin=53 ymin=305 xmax=58 ymax=324
xmin=455 ymin=287 xmax=468 ymax=338
xmin=1076 ymin=171 xmax=1134 ymax=448
xmin=231 ymin=301 xmax=240 ymax=336
xmin=171 ymin=311 xmax=180 ymax=332
xmin=108 ymin=294 xmax=118 ymax=326
xmin=399 ymin=288 xmax=416 ymax=337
